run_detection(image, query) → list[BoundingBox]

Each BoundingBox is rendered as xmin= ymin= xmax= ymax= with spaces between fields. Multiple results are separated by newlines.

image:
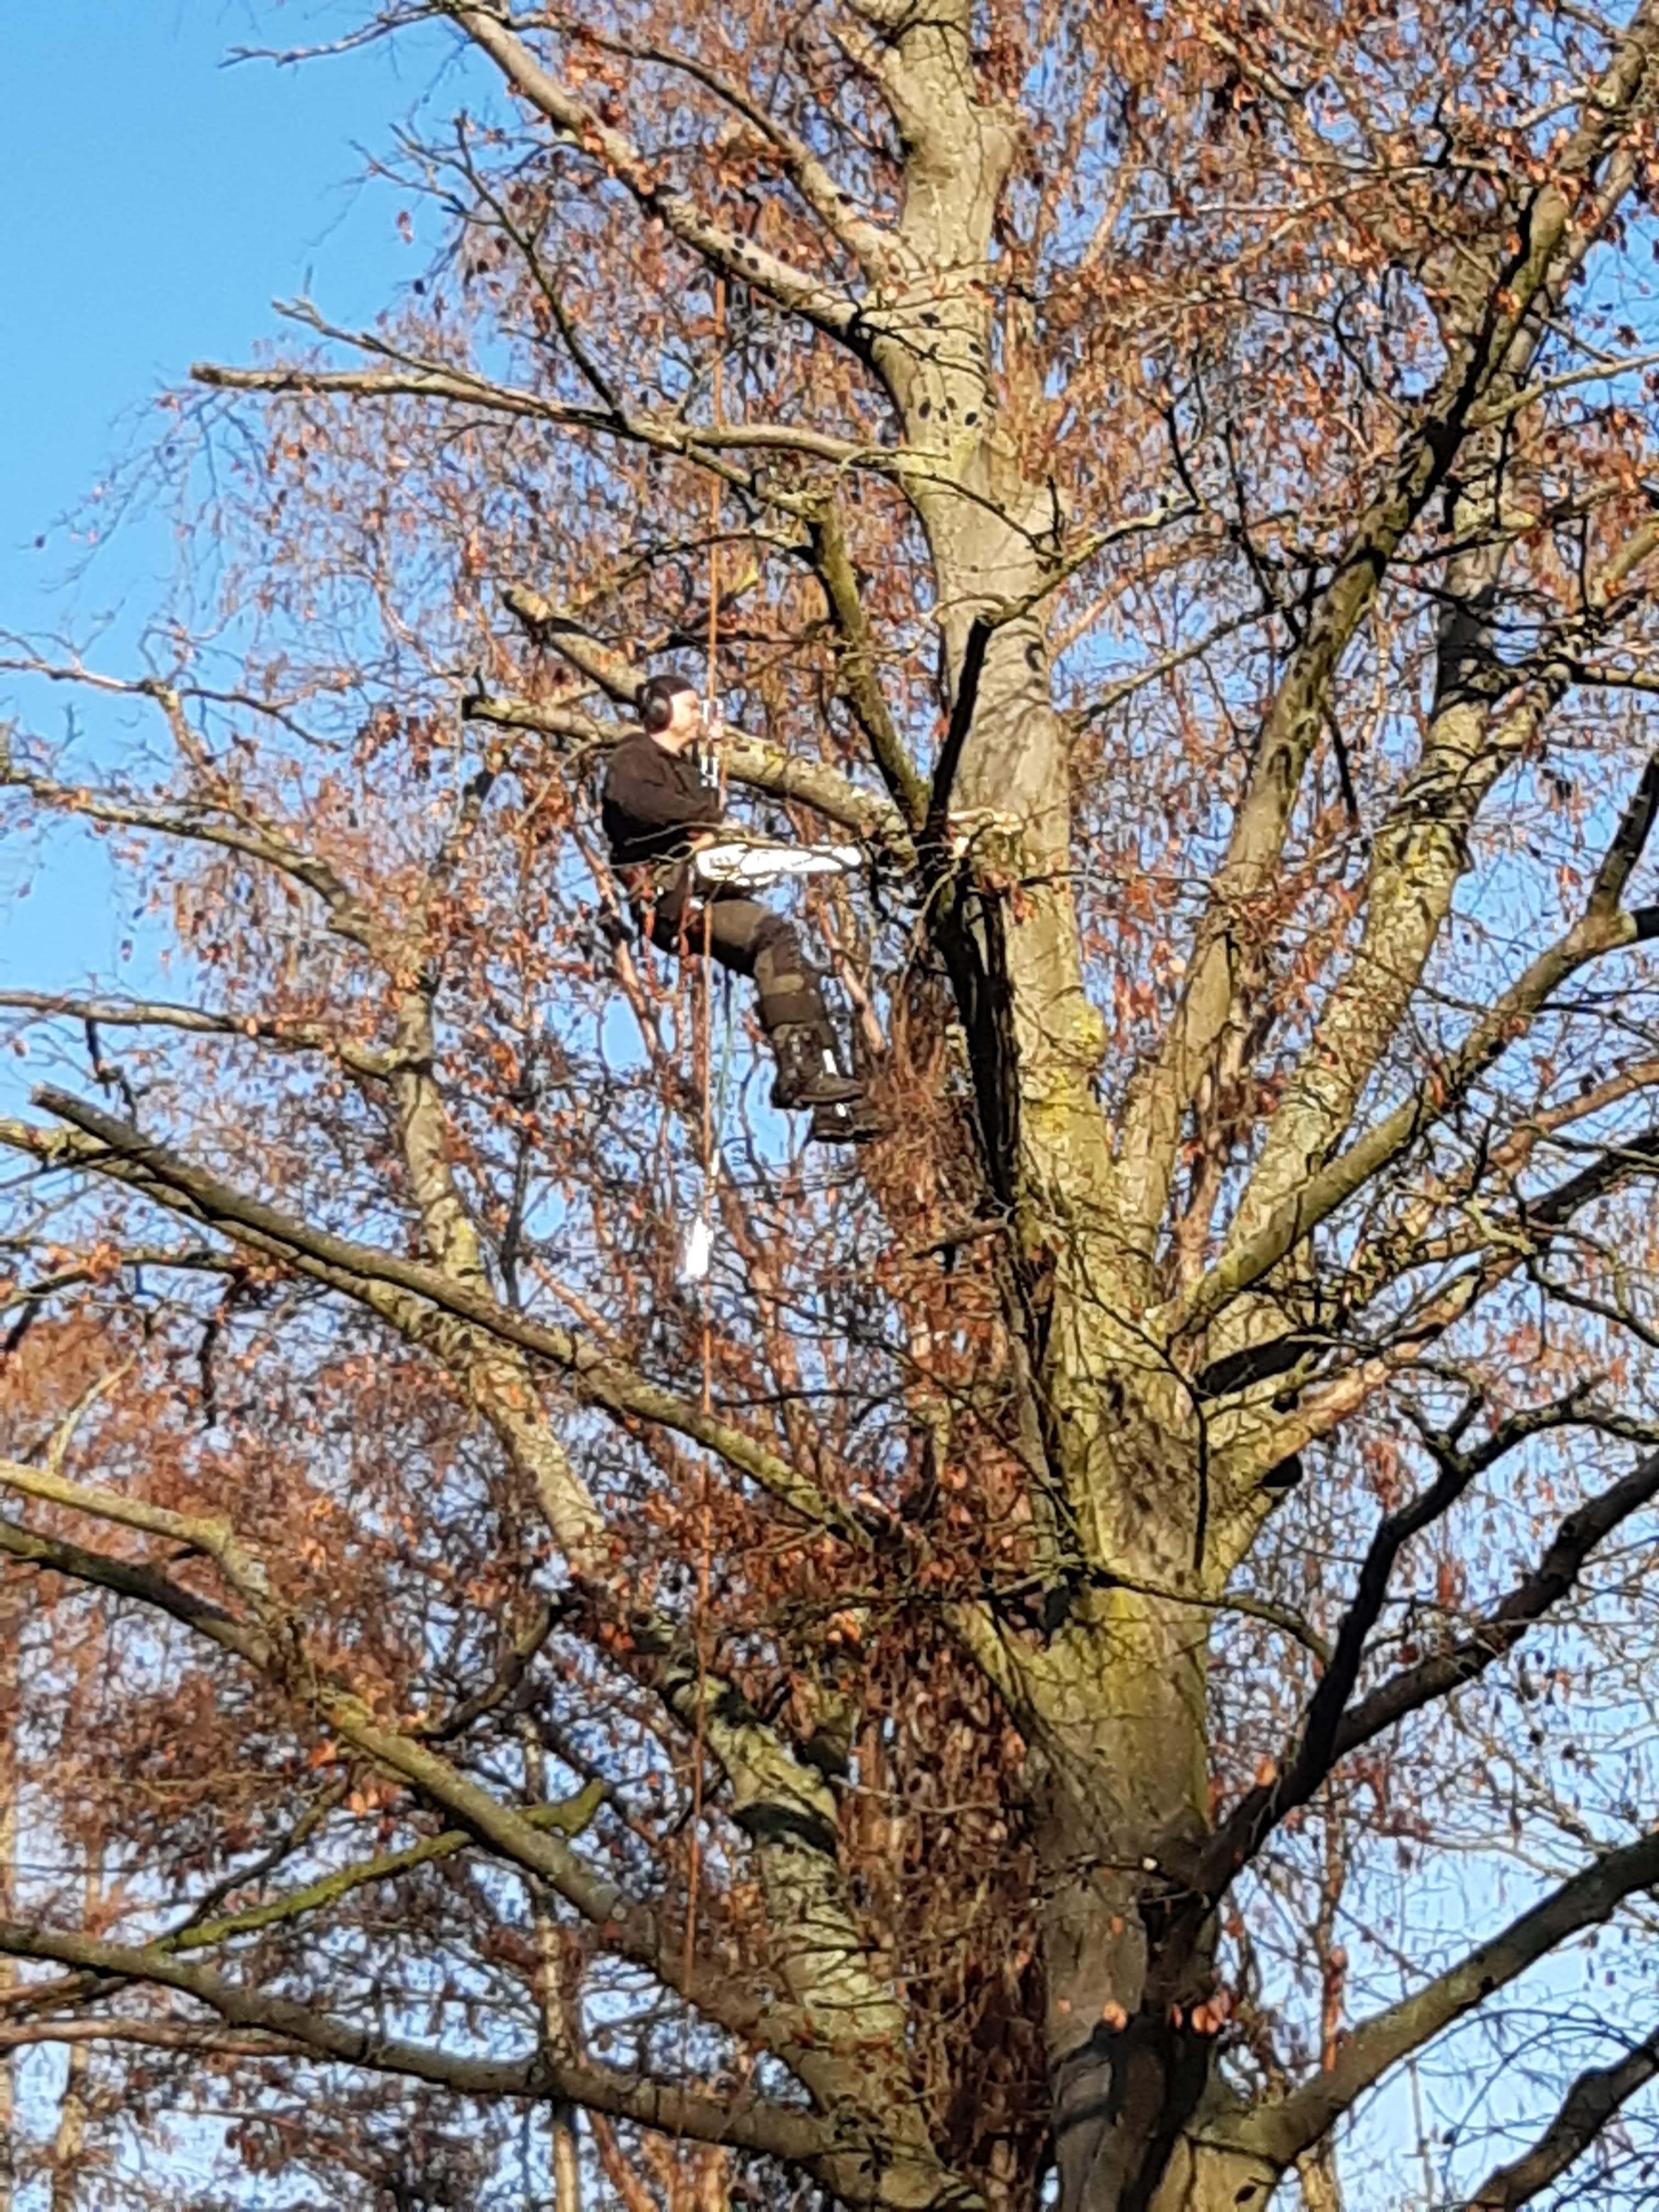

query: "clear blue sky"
xmin=0 ymin=3 xmax=457 ymax=1028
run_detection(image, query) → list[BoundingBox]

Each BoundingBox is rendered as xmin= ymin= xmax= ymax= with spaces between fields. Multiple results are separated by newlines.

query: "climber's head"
xmin=638 ymin=672 xmax=701 ymax=752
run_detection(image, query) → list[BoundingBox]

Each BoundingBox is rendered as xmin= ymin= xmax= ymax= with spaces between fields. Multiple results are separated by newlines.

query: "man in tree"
xmin=602 ymin=670 xmax=869 ymax=1127
xmin=14 ymin=0 xmax=1659 ymax=2206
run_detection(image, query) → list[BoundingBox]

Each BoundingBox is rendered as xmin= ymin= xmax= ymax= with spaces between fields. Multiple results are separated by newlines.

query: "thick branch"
xmin=467 ymin=688 xmax=912 ymax=853
xmin=809 ymin=501 xmax=929 ymax=830
xmin=576 ymin=27 xmax=894 ymax=279
xmin=4 ymin=1091 xmax=865 ymax=1549
xmin=1462 ymin=2021 xmax=1659 ymax=2208
xmin=1110 ymin=0 xmax=1659 ymax=1245
xmin=439 ymin=6 xmax=861 ymax=346
xmin=193 ymin=351 xmax=873 ymax=512
xmin=1317 ymin=1444 xmax=1659 ymax=1769
xmin=0 ymin=1920 xmax=827 ymax=2164
xmin=0 ymin=1498 xmax=797 ymax=2057
xmin=1176 ymin=877 xmax=1659 ymax=1341
xmin=1237 ymin=1825 xmax=1659 ymax=2164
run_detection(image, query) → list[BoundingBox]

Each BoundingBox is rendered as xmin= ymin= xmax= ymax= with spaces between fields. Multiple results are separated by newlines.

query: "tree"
xmin=7 ymin=0 xmax=1659 ymax=2204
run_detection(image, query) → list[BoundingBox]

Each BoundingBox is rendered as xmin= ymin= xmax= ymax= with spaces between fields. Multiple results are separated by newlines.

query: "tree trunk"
xmin=919 ymin=483 xmax=1270 ymax=2207
xmin=524 ymin=1727 xmax=584 ymax=2212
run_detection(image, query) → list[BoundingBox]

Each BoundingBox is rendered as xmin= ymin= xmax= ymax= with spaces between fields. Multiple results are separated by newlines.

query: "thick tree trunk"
xmin=915 ymin=428 xmax=1317 ymax=2205
xmin=1026 ymin=1598 xmax=1231 ymax=2212
xmin=922 ymin=486 xmax=1265 ymax=2207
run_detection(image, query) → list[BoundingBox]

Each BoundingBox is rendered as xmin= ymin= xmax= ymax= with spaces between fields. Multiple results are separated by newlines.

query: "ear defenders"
xmin=640 ymin=676 xmax=690 ymax=734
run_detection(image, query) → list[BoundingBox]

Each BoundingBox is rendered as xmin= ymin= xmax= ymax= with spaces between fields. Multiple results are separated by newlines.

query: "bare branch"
xmin=468 ymin=679 xmax=913 ymax=853
xmin=1462 ymin=2021 xmax=1659 ymax=2207
xmin=808 ymin=499 xmax=929 ymax=830
xmin=572 ymin=26 xmax=895 ymax=279
xmin=0 ymin=1920 xmax=830 ymax=2165
xmin=1110 ymin=0 xmax=1659 ymax=1245
xmin=436 ymin=6 xmax=863 ymax=346
xmin=1236 ymin=1824 xmax=1659 ymax=2165
xmin=192 ymin=348 xmax=867 ymax=512
xmin=1192 ymin=1447 xmax=1659 ymax=1948
xmin=3 ymin=1090 xmax=868 ymax=1550
xmin=0 ymin=993 xmax=392 ymax=1080
xmin=1175 ymin=789 xmax=1659 ymax=1342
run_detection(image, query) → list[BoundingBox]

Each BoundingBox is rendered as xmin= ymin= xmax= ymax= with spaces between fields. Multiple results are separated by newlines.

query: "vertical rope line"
xmin=681 ymin=273 xmax=725 ymax=2063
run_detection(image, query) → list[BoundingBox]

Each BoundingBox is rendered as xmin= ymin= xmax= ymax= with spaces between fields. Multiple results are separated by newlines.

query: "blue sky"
xmin=0 ymin=3 xmax=457 ymax=1019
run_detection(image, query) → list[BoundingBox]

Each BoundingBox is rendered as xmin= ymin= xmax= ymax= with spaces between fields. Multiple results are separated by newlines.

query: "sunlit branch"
xmin=568 ymin=26 xmax=895 ymax=279
xmin=2 ymin=758 xmax=381 ymax=952
xmin=1215 ymin=1122 xmax=1659 ymax=1494
xmin=0 ymin=1919 xmax=829 ymax=2163
xmin=465 ymin=687 xmax=913 ymax=851
xmin=1175 ymin=764 xmax=1659 ymax=1340
xmin=1110 ymin=0 xmax=1659 ymax=1245
xmin=0 ymin=1501 xmax=803 ymax=2060
xmin=1234 ymin=1822 xmax=1659 ymax=2165
xmin=0 ymin=994 xmax=392 ymax=1080
xmin=806 ymin=499 xmax=928 ymax=830
xmin=1461 ymin=2019 xmax=1659 ymax=2208
xmin=0 ymin=1450 xmax=270 ymax=1613
xmin=161 ymin=1780 xmax=605 ymax=1959
xmin=436 ymin=5 xmax=864 ymax=347
xmin=192 ymin=348 xmax=870 ymax=515
xmin=2 ymin=1090 xmax=869 ymax=1548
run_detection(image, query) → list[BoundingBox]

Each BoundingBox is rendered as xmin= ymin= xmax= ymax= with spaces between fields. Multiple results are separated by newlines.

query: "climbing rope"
xmin=681 ymin=272 xmax=726 ymax=2047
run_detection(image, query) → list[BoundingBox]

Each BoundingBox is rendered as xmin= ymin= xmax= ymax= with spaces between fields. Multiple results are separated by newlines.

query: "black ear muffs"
xmin=642 ymin=682 xmax=674 ymax=733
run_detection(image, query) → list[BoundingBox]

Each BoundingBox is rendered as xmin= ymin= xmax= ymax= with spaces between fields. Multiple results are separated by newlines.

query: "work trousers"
xmin=636 ymin=871 xmax=825 ymax=1034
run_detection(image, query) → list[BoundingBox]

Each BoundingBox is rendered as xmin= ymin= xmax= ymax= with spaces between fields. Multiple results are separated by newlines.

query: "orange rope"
xmin=681 ymin=275 xmax=724 ymax=2041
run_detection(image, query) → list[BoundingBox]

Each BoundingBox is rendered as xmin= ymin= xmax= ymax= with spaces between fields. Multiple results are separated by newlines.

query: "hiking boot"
xmin=769 ymin=1023 xmax=864 ymax=1110
xmin=809 ymin=1094 xmax=885 ymax=1146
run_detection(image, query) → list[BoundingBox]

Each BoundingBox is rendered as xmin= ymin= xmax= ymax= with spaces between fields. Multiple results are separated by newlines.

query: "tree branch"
xmin=572 ymin=26 xmax=895 ymax=279
xmin=1173 ymin=775 xmax=1659 ymax=1342
xmin=1462 ymin=2020 xmax=1659 ymax=2208
xmin=438 ymin=6 xmax=863 ymax=347
xmin=0 ymin=1920 xmax=829 ymax=2165
xmin=807 ymin=500 xmax=930 ymax=831
xmin=1191 ymin=1446 xmax=1659 ymax=1946
xmin=3 ymin=1090 xmax=867 ymax=1550
xmin=1110 ymin=0 xmax=1659 ymax=1245
xmin=0 ymin=992 xmax=392 ymax=1080
xmin=1236 ymin=1824 xmax=1659 ymax=2165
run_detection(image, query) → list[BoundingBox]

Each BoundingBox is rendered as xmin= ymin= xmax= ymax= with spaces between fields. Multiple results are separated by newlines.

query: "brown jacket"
xmin=601 ymin=731 xmax=723 ymax=870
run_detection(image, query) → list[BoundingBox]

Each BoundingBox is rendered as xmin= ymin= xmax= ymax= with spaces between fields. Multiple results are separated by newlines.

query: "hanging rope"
xmin=681 ymin=273 xmax=725 ymax=2046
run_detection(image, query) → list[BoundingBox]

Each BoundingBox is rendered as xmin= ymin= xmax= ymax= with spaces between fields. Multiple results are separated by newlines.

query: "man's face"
xmin=654 ymin=687 xmax=703 ymax=753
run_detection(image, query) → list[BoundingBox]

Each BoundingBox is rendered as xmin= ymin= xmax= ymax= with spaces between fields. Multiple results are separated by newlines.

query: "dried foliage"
xmin=9 ymin=2 xmax=1659 ymax=2208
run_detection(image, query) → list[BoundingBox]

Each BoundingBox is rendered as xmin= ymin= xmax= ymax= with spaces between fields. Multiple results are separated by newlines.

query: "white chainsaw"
xmin=692 ymin=838 xmax=864 ymax=891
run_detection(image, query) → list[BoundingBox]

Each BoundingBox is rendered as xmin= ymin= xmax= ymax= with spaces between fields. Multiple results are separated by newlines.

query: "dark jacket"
xmin=601 ymin=732 xmax=723 ymax=870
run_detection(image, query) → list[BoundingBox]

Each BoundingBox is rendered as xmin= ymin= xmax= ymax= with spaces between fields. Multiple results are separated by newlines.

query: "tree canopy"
xmin=9 ymin=2 xmax=1659 ymax=2207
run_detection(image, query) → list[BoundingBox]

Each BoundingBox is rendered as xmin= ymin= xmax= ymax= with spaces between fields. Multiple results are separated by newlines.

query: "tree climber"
xmin=602 ymin=672 xmax=868 ymax=1124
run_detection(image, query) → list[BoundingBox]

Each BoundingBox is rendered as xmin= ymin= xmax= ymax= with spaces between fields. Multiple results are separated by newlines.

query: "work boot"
xmin=809 ymin=1094 xmax=884 ymax=1146
xmin=769 ymin=1022 xmax=864 ymax=1110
